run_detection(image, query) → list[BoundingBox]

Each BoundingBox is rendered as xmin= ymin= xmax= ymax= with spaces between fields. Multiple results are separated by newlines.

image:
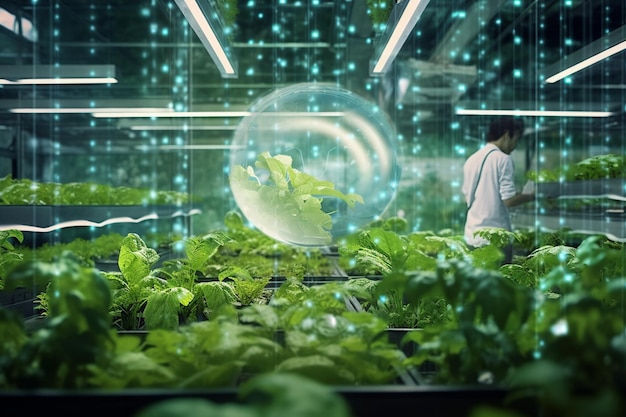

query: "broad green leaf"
xmin=144 ymin=287 xmax=193 ymax=329
xmin=118 ymin=233 xmax=159 ymax=283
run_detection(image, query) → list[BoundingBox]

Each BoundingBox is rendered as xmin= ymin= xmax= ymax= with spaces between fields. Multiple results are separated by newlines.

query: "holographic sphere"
xmin=229 ymin=83 xmax=401 ymax=247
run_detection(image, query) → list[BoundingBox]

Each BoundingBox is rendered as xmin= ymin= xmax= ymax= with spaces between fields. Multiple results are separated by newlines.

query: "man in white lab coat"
xmin=462 ymin=116 xmax=535 ymax=264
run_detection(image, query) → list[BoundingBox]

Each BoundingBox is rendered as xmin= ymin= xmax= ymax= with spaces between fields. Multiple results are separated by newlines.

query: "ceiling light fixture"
xmin=456 ymin=109 xmax=613 ymax=117
xmin=544 ymin=26 xmax=626 ymax=84
xmin=10 ymin=108 xmax=172 ymax=114
xmin=370 ymin=0 xmax=431 ymax=75
xmin=173 ymin=0 xmax=238 ymax=78
xmin=92 ymin=111 xmax=250 ymax=118
xmin=92 ymin=111 xmax=343 ymax=118
xmin=0 ymin=65 xmax=117 ymax=85
xmin=128 ymin=125 xmax=238 ymax=131
xmin=135 ymin=145 xmax=244 ymax=150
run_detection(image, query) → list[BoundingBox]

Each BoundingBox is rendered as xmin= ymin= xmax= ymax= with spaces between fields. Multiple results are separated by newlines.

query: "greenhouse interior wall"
xmin=0 ymin=1 xmax=625 ymax=417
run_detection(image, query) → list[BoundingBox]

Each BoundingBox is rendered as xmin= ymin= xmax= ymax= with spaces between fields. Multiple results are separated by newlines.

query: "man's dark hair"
xmin=487 ymin=116 xmax=525 ymax=142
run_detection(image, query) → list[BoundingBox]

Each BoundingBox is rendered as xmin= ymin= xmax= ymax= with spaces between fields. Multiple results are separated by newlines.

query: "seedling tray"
xmin=537 ymin=178 xmax=626 ymax=200
xmin=511 ymin=210 xmax=626 ymax=242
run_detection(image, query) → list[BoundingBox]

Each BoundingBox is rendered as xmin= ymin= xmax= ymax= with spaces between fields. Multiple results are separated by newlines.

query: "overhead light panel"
xmin=173 ymin=0 xmax=238 ymax=78
xmin=370 ymin=0 xmax=431 ymax=75
xmin=0 ymin=65 xmax=117 ymax=85
xmin=544 ymin=25 xmax=626 ymax=84
xmin=456 ymin=109 xmax=613 ymax=118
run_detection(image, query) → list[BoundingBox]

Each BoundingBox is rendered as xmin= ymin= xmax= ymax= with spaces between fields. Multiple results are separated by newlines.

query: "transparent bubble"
xmin=229 ymin=82 xmax=401 ymax=247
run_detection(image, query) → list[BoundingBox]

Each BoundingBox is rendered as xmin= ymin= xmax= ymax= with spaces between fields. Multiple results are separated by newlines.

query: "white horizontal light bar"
xmin=0 ymin=77 xmax=117 ymax=85
xmin=135 ymin=145 xmax=244 ymax=150
xmin=546 ymin=40 xmax=626 ymax=83
xmin=93 ymin=111 xmax=250 ymax=118
xmin=0 ymin=64 xmax=117 ymax=85
xmin=10 ymin=108 xmax=172 ymax=114
xmin=456 ymin=109 xmax=613 ymax=117
xmin=173 ymin=0 xmax=237 ymax=77
xmin=371 ymin=0 xmax=431 ymax=75
xmin=129 ymin=125 xmax=238 ymax=131
xmin=93 ymin=111 xmax=344 ymax=118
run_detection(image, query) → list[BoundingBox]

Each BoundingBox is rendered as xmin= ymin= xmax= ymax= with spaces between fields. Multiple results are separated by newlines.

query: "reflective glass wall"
xmin=0 ymin=0 xmax=624 ymax=243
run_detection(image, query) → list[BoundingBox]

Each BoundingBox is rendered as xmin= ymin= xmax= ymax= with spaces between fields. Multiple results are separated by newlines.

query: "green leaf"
xmin=118 ymin=233 xmax=159 ymax=283
xmin=275 ymin=355 xmax=355 ymax=384
xmin=185 ymin=231 xmax=232 ymax=272
xmin=238 ymin=304 xmax=280 ymax=330
xmin=195 ymin=281 xmax=237 ymax=309
xmin=144 ymin=287 xmax=193 ymax=329
xmin=230 ymin=152 xmax=364 ymax=245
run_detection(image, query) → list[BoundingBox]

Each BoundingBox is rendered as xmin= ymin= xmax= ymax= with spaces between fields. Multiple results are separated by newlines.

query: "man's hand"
xmin=522 ymin=180 xmax=535 ymax=195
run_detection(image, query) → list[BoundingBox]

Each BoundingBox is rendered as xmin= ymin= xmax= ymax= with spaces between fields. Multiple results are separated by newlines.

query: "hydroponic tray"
xmin=0 ymin=385 xmax=511 ymax=417
xmin=511 ymin=210 xmax=626 ymax=242
xmin=536 ymin=178 xmax=626 ymax=200
xmin=0 ymin=205 xmax=201 ymax=232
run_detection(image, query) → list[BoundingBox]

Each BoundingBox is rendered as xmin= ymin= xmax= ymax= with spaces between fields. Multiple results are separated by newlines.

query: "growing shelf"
xmin=511 ymin=209 xmax=626 ymax=242
xmin=536 ymin=178 xmax=626 ymax=200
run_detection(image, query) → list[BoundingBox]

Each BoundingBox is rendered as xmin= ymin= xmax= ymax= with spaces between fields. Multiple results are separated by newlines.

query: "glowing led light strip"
xmin=456 ymin=109 xmax=613 ymax=118
xmin=135 ymin=145 xmax=244 ymax=150
xmin=0 ymin=209 xmax=202 ymax=233
xmin=92 ymin=111 xmax=344 ymax=118
xmin=174 ymin=0 xmax=236 ymax=77
xmin=0 ymin=64 xmax=117 ymax=85
xmin=93 ymin=111 xmax=250 ymax=118
xmin=129 ymin=125 xmax=238 ymax=131
xmin=9 ymin=108 xmax=172 ymax=114
xmin=0 ymin=77 xmax=117 ymax=85
xmin=371 ymin=0 xmax=431 ymax=74
xmin=546 ymin=40 xmax=626 ymax=83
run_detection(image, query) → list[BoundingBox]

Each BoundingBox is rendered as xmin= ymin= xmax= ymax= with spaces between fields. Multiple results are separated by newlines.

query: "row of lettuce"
xmin=0 ymin=212 xmax=625 ymax=417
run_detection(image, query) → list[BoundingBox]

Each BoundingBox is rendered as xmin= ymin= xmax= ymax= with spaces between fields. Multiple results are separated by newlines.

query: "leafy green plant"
xmin=1 ymin=252 xmax=114 ymax=388
xmin=527 ymin=154 xmax=625 ymax=182
xmin=497 ymin=235 xmax=626 ymax=417
xmin=392 ymin=259 xmax=536 ymax=385
xmin=230 ymin=152 xmax=364 ymax=246
xmin=104 ymin=232 xmax=240 ymax=330
xmin=0 ymin=174 xmax=191 ymax=205
xmin=0 ymin=229 xmax=24 ymax=288
xmin=214 ymin=211 xmax=336 ymax=279
xmin=14 ymin=232 xmax=126 ymax=265
xmin=337 ymin=219 xmax=441 ymax=276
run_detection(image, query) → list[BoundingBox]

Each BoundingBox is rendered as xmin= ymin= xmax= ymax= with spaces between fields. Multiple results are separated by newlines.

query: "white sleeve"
xmin=499 ymin=157 xmax=517 ymax=200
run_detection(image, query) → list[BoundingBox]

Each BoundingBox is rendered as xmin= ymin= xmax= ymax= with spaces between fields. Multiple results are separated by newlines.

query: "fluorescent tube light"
xmin=92 ymin=111 xmax=343 ymax=118
xmin=544 ymin=26 xmax=626 ymax=84
xmin=129 ymin=125 xmax=239 ymax=131
xmin=10 ymin=108 xmax=172 ymax=114
xmin=135 ymin=145 xmax=244 ymax=150
xmin=93 ymin=111 xmax=250 ymax=118
xmin=370 ymin=0 xmax=431 ymax=75
xmin=13 ymin=77 xmax=116 ymax=85
xmin=456 ymin=109 xmax=613 ymax=117
xmin=0 ymin=65 xmax=117 ymax=85
xmin=173 ymin=0 xmax=237 ymax=78
xmin=546 ymin=41 xmax=626 ymax=83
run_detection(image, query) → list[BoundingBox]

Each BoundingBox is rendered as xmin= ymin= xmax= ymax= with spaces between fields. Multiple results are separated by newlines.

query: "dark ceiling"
xmin=0 ymin=0 xmax=625 ymax=158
